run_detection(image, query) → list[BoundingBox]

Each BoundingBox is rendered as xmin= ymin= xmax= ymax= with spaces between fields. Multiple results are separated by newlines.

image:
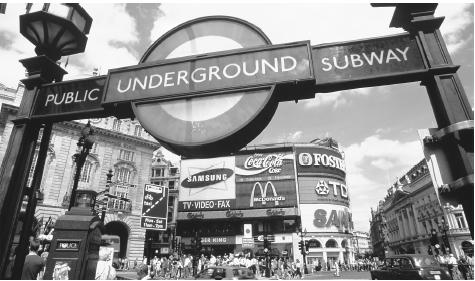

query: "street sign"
xmin=242 ymin=237 xmax=255 ymax=248
xmin=313 ymin=33 xmax=425 ymax=91
xmin=103 ymin=41 xmax=314 ymax=105
xmin=31 ymin=76 xmax=107 ymax=121
xmin=140 ymin=184 xmax=169 ymax=230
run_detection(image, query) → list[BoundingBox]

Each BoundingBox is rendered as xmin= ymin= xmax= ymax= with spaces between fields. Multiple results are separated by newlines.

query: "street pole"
xmin=0 ymin=56 xmax=65 ymax=278
xmin=375 ymin=3 xmax=474 ymax=238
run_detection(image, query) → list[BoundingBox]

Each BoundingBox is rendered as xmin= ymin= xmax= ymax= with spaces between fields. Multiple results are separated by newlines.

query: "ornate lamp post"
xmin=68 ymin=121 xmax=95 ymax=211
xmin=438 ymin=217 xmax=451 ymax=254
xmin=0 ymin=4 xmax=92 ymax=277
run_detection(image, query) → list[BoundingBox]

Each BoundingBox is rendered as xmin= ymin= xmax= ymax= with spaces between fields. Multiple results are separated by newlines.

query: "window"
xmin=455 ymin=213 xmax=467 ymax=229
xmin=169 ymin=181 xmax=175 ymax=189
xmin=119 ymin=149 xmax=134 ymax=161
xmin=151 ymin=168 xmax=164 ymax=177
xmin=112 ymin=119 xmax=121 ymax=131
xmin=134 ymin=125 xmax=142 ymax=137
xmin=325 ymin=239 xmax=337 ymax=248
xmin=92 ymin=143 xmax=98 ymax=154
xmin=116 ymin=167 xmax=131 ymax=183
xmin=80 ymin=161 xmax=94 ymax=182
xmin=27 ymin=149 xmax=39 ymax=187
xmin=151 ymin=180 xmax=164 ymax=186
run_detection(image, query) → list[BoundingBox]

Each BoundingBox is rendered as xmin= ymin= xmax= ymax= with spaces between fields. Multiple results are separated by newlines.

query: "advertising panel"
xmin=235 ymin=151 xmax=297 ymax=209
xmin=141 ymin=184 xmax=169 ymax=230
xmin=179 ymin=156 xmax=236 ymax=211
xmin=298 ymin=177 xmax=349 ymax=207
xmin=235 ymin=180 xmax=298 ymax=209
xmin=295 ymin=147 xmax=346 ymax=178
xmin=300 ymin=204 xmax=353 ymax=233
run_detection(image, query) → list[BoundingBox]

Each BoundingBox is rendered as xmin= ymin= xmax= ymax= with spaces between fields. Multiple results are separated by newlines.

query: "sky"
xmin=0 ymin=2 xmax=473 ymax=232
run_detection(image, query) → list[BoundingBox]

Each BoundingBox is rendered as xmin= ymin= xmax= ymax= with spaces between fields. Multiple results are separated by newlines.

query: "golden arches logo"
xmin=249 ymin=181 xmax=285 ymax=207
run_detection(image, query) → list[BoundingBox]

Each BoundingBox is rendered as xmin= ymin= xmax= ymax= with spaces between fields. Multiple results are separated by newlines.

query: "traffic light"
xmin=305 ymin=240 xmax=310 ymax=252
xmin=299 ymin=240 xmax=304 ymax=254
xmin=428 ymin=245 xmax=433 ymax=255
xmin=430 ymin=230 xmax=440 ymax=255
xmin=264 ymin=238 xmax=270 ymax=249
xmin=196 ymin=237 xmax=202 ymax=250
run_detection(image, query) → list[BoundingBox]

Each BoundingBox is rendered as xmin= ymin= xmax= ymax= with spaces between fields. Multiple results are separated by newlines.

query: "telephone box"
xmin=43 ymin=190 xmax=103 ymax=280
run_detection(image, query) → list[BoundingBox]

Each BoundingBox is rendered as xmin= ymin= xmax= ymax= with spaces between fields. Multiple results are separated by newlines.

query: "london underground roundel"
xmin=133 ymin=16 xmax=279 ymax=158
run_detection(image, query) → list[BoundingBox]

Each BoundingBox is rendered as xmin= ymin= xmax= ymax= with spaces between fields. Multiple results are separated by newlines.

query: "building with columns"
xmin=370 ymin=159 xmax=472 ymax=259
xmin=0 ymin=81 xmax=181 ymax=262
xmin=352 ymin=231 xmax=372 ymax=258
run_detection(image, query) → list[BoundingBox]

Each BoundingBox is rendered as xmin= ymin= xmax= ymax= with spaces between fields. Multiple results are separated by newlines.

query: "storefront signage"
xmin=242 ymin=237 xmax=255 ymax=248
xmin=313 ymin=33 xmax=424 ymax=86
xmin=182 ymin=236 xmax=236 ymax=245
xmin=226 ymin=210 xmax=244 ymax=218
xmin=186 ymin=211 xmax=204 ymax=219
xmin=266 ymin=208 xmax=286 ymax=216
xmin=179 ymin=199 xmax=236 ymax=211
xmin=296 ymin=147 xmax=346 ymax=178
xmin=235 ymin=180 xmax=297 ymax=209
xmin=300 ymin=204 xmax=353 ymax=233
xmin=31 ymin=76 xmax=106 ymax=120
xmin=55 ymin=240 xmax=80 ymax=251
xmin=141 ymin=184 xmax=169 ymax=230
xmin=177 ymin=207 xmax=299 ymax=220
xmin=179 ymin=157 xmax=236 ymax=208
xmin=181 ymin=168 xmax=234 ymax=188
xmin=235 ymin=152 xmax=295 ymax=181
xmin=104 ymin=42 xmax=313 ymax=104
xmin=298 ymin=177 xmax=349 ymax=206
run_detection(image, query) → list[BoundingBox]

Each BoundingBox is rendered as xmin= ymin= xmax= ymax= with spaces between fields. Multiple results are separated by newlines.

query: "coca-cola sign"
xmin=235 ymin=151 xmax=294 ymax=181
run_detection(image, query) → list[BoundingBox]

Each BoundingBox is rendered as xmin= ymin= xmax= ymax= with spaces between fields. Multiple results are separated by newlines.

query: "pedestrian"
xmin=21 ymin=239 xmax=45 ymax=280
xmin=136 ymin=263 xmax=151 ymax=280
xmin=448 ymin=254 xmax=461 ymax=280
xmin=95 ymin=247 xmax=117 ymax=280
xmin=458 ymin=256 xmax=469 ymax=280
xmin=295 ymin=259 xmax=303 ymax=279
xmin=334 ymin=260 xmax=340 ymax=277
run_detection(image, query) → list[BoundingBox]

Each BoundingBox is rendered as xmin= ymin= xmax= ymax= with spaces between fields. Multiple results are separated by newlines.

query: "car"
xmin=195 ymin=266 xmax=255 ymax=280
xmin=370 ymin=254 xmax=451 ymax=280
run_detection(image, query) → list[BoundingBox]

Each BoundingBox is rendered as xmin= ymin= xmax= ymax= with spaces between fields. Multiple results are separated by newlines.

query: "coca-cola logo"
xmin=187 ymin=212 xmax=204 ymax=219
xmin=236 ymin=153 xmax=292 ymax=175
xmin=266 ymin=208 xmax=286 ymax=216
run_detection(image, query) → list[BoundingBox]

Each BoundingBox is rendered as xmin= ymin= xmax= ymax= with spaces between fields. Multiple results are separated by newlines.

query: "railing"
xmin=107 ymin=201 xmax=132 ymax=213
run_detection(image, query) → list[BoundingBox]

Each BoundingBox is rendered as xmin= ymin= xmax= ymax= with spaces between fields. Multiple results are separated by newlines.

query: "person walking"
xmin=334 ymin=260 xmax=340 ymax=277
xmin=295 ymin=259 xmax=303 ymax=279
xmin=95 ymin=248 xmax=117 ymax=280
xmin=21 ymin=239 xmax=45 ymax=280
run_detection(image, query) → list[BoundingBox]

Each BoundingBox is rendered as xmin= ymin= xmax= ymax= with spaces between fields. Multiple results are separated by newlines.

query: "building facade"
xmin=352 ymin=231 xmax=372 ymax=258
xmin=0 ymin=82 xmax=181 ymax=262
xmin=369 ymin=159 xmax=473 ymax=259
xmin=176 ymin=139 xmax=357 ymax=267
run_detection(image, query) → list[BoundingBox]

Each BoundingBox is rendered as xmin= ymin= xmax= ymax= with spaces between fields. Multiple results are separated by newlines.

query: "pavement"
xmin=117 ymin=270 xmax=372 ymax=280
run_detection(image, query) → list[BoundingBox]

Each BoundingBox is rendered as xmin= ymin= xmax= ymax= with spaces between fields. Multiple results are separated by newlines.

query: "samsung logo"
xmin=182 ymin=168 xmax=233 ymax=188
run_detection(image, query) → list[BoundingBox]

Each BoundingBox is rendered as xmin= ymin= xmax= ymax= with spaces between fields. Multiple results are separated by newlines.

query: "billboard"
xmin=141 ymin=184 xmax=169 ymax=230
xmin=298 ymin=177 xmax=349 ymax=207
xmin=295 ymin=147 xmax=346 ymax=178
xmin=178 ymin=156 xmax=236 ymax=211
xmin=300 ymin=204 xmax=353 ymax=233
xmin=235 ymin=152 xmax=297 ymax=209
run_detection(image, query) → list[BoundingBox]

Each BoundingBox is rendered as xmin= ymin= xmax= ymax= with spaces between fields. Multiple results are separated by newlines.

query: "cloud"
xmin=275 ymin=131 xmax=303 ymax=142
xmin=343 ymin=135 xmax=425 ymax=231
xmin=437 ymin=3 xmax=474 ymax=54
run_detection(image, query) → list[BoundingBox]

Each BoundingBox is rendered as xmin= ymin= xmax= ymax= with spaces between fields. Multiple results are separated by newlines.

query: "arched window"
xmin=116 ymin=167 xmax=131 ymax=183
xmin=80 ymin=161 xmax=94 ymax=182
xmin=326 ymin=239 xmax=338 ymax=248
xmin=308 ymin=239 xmax=321 ymax=248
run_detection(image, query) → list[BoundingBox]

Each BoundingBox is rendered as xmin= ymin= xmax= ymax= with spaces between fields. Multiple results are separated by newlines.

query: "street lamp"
xmin=438 ymin=217 xmax=451 ymax=254
xmin=0 ymin=4 xmax=93 ymax=278
xmin=68 ymin=121 xmax=95 ymax=211
xmin=20 ymin=3 xmax=92 ymax=61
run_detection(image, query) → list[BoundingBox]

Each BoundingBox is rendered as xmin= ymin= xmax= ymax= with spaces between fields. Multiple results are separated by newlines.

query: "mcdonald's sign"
xmin=236 ymin=179 xmax=297 ymax=209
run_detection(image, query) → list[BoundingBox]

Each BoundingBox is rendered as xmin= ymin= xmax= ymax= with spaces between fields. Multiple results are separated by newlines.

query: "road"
xmin=117 ymin=270 xmax=372 ymax=280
